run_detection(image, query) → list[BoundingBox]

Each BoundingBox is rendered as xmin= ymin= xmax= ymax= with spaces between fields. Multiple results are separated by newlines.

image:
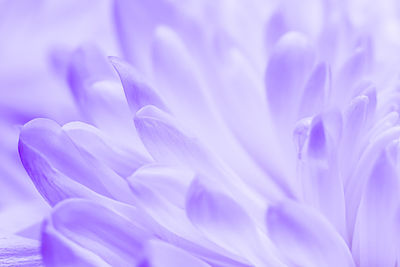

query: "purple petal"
xmin=298 ymin=62 xmax=330 ymax=118
xmin=134 ymin=105 xmax=286 ymax=207
xmin=352 ymin=146 xmax=400 ymax=266
xmin=340 ymin=96 xmax=369 ymax=182
xmin=67 ymin=45 xmax=114 ymax=101
xmin=266 ymin=201 xmax=354 ymax=267
xmin=19 ymin=118 xmax=135 ymax=205
xmin=333 ymin=48 xmax=370 ymax=106
xmin=138 ymin=240 xmax=211 ymax=267
xmin=109 ymin=57 xmax=168 ymax=113
xmin=0 ymin=235 xmax=42 ymax=266
xmin=63 ymin=121 xmax=150 ymax=178
xmin=128 ymin=164 xmax=193 ymax=209
xmin=44 ymin=199 xmax=152 ymax=266
xmin=345 ymin=126 xmax=400 ymax=236
xmin=301 ymin=115 xmax=347 ymax=238
xmin=42 ymin=220 xmax=109 ymax=267
xmin=186 ymin=179 xmax=285 ymax=266
xmin=265 ymin=31 xmax=315 ymax=126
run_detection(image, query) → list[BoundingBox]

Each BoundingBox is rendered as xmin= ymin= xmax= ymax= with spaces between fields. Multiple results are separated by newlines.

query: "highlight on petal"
xmin=352 ymin=144 xmax=400 ymax=266
xmin=19 ymin=118 xmax=135 ymax=205
xmin=43 ymin=199 xmax=152 ymax=266
xmin=0 ymin=235 xmax=42 ymax=266
xmin=266 ymin=201 xmax=355 ymax=267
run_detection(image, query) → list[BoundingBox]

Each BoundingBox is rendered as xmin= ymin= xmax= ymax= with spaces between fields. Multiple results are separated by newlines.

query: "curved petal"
xmin=345 ymin=126 xmax=400 ymax=235
xmin=127 ymin=167 xmax=251 ymax=267
xmin=138 ymin=240 xmax=211 ymax=267
xmin=19 ymin=118 xmax=135 ymax=205
xmin=333 ymin=48 xmax=370 ymax=106
xmin=298 ymin=62 xmax=330 ymax=118
xmin=352 ymin=145 xmax=400 ymax=266
xmin=109 ymin=57 xmax=168 ymax=114
xmin=128 ymin=163 xmax=193 ymax=208
xmin=63 ymin=121 xmax=150 ymax=178
xmin=265 ymin=31 xmax=315 ymax=126
xmin=134 ymin=105 xmax=284 ymax=209
xmin=42 ymin=220 xmax=110 ymax=267
xmin=186 ymin=179 xmax=285 ymax=266
xmin=266 ymin=201 xmax=354 ymax=267
xmin=0 ymin=235 xmax=42 ymax=266
xmin=44 ymin=199 xmax=152 ymax=266
xmin=298 ymin=114 xmax=346 ymax=238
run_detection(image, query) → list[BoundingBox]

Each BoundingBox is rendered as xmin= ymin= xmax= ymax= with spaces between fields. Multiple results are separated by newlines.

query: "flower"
xmin=3 ymin=0 xmax=400 ymax=266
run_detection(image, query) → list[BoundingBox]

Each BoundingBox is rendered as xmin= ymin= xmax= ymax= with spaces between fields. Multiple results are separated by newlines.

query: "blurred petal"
xmin=340 ymin=95 xmax=369 ymax=181
xmin=128 ymin=163 xmax=193 ymax=208
xmin=0 ymin=235 xmax=42 ymax=266
xmin=300 ymin=115 xmax=346 ymax=238
xmin=352 ymin=145 xmax=400 ymax=266
xmin=265 ymin=31 xmax=315 ymax=126
xmin=42 ymin=220 xmax=110 ymax=267
xmin=266 ymin=201 xmax=354 ymax=267
xmin=44 ymin=199 xmax=152 ymax=266
xmin=333 ymin=48 xmax=370 ymax=106
xmin=134 ymin=105 xmax=284 ymax=209
xmin=138 ymin=240 xmax=211 ymax=267
xmin=345 ymin=126 xmax=400 ymax=235
xmin=186 ymin=179 xmax=284 ymax=266
xmin=127 ymin=168 xmax=250 ymax=267
xmin=298 ymin=62 xmax=330 ymax=118
xmin=67 ymin=45 xmax=114 ymax=101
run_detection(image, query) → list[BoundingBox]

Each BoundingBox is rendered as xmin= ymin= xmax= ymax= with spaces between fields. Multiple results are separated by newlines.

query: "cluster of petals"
xmin=3 ymin=0 xmax=400 ymax=266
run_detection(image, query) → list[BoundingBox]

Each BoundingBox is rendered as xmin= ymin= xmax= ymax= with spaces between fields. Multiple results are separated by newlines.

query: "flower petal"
xmin=265 ymin=31 xmax=315 ymax=126
xmin=352 ymin=145 xmax=400 ymax=266
xmin=109 ymin=57 xmax=168 ymax=113
xmin=300 ymin=115 xmax=346 ymax=238
xmin=266 ymin=201 xmax=355 ymax=267
xmin=298 ymin=62 xmax=330 ymax=118
xmin=333 ymin=48 xmax=370 ymax=106
xmin=44 ymin=199 xmax=152 ymax=266
xmin=63 ymin=121 xmax=150 ymax=178
xmin=19 ymin=118 xmax=134 ymax=205
xmin=340 ymin=95 xmax=369 ymax=182
xmin=42 ymin=220 xmax=110 ymax=267
xmin=128 ymin=163 xmax=193 ymax=208
xmin=127 ymin=167 xmax=250 ymax=267
xmin=345 ymin=126 xmax=400 ymax=235
xmin=138 ymin=240 xmax=211 ymax=267
xmin=134 ymin=105 xmax=284 ymax=208
xmin=186 ymin=179 xmax=285 ymax=266
xmin=0 ymin=235 xmax=42 ymax=266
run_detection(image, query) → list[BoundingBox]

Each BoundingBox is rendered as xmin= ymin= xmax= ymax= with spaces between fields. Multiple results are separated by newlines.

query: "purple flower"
xmin=3 ymin=0 xmax=400 ymax=266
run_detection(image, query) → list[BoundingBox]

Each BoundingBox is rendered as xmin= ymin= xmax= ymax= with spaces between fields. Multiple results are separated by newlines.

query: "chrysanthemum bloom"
xmin=4 ymin=0 xmax=400 ymax=266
